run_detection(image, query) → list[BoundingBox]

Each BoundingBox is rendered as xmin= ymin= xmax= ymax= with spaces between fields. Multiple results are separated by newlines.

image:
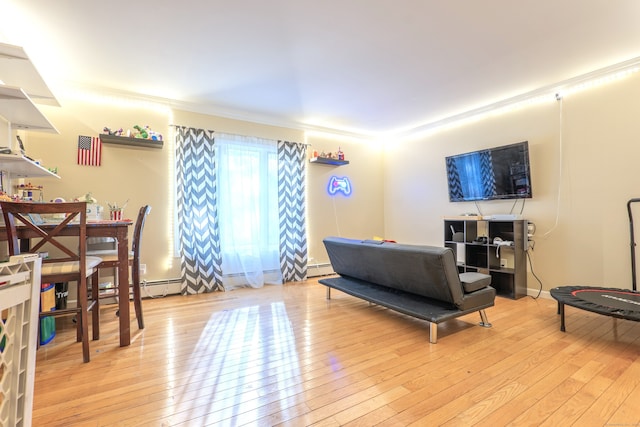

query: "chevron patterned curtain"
xmin=175 ymin=126 xmax=224 ymax=294
xmin=277 ymin=140 xmax=308 ymax=282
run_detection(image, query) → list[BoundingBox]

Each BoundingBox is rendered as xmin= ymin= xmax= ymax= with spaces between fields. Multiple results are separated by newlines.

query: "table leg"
xmin=117 ymin=230 xmax=131 ymax=346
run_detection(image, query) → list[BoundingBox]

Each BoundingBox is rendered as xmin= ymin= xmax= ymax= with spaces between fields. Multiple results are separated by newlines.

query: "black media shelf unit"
xmin=444 ymin=218 xmax=527 ymax=299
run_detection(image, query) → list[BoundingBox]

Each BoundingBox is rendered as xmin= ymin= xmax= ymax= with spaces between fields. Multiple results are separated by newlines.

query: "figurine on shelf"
xmin=103 ymin=127 xmax=124 ymax=136
xmin=133 ymin=125 xmax=149 ymax=139
xmin=146 ymin=125 xmax=163 ymax=141
xmin=16 ymin=183 xmax=43 ymax=190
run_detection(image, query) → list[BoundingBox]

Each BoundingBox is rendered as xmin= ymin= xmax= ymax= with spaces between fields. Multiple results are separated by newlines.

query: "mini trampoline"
xmin=551 ymin=199 xmax=640 ymax=332
xmin=550 ymin=286 xmax=640 ymax=332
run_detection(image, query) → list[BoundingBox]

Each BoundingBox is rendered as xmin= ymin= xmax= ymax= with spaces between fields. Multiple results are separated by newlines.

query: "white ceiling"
xmin=3 ymin=0 xmax=640 ymax=137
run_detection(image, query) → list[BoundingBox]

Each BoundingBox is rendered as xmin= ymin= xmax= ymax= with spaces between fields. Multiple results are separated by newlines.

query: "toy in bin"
xmin=40 ymin=283 xmax=56 ymax=345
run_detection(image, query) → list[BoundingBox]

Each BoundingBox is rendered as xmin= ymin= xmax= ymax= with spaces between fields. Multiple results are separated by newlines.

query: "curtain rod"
xmin=169 ymin=125 xmax=310 ymax=145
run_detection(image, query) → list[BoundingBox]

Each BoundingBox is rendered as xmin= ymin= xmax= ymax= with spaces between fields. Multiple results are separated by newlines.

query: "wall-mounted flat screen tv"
xmin=445 ymin=141 xmax=532 ymax=202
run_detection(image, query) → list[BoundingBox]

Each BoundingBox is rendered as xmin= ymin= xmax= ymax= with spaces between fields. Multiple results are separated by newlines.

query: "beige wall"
xmin=16 ymin=92 xmax=384 ymax=283
xmin=17 ymin=71 xmax=639 ymax=293
xmin=22 ymin=96 xmax=175 ymax=280
xmin=305 ymin=134 xmax=385 ymax=265
xmin=384 ymin=73 xmax=640 ymax=293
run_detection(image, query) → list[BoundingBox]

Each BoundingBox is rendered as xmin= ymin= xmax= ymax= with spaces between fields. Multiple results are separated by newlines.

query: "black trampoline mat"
xmin=551 ymin=286 xmax=640 ymax=322
xmin=572 ymin=288 xmax=640 ymax=311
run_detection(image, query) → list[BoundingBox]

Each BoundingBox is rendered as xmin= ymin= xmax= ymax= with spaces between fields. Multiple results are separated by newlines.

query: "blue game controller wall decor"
xmin=328 ymin=176 xmax=352 ymax=196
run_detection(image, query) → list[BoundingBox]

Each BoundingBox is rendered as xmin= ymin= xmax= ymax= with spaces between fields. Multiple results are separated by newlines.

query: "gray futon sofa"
xmin=318 ymin=237 xmax=496 ymax=343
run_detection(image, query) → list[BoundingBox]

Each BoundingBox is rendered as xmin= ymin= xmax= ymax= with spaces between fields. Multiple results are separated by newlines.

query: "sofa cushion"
xmin=459 ymin=272 xmax=492 ymax=293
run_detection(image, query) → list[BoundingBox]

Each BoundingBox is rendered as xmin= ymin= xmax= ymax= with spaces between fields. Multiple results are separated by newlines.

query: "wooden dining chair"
xmin=87 ymin=205 xmax=151 ymax=329
xmin=0 ymin=201 xmax=103 ymax=363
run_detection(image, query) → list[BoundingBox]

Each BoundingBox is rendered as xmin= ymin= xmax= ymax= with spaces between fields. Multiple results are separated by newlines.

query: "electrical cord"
xmin=331 ymin=195 xmax=342 ymax=237
xmin=543 ymin=96 xmax=564 ymax=239
xmin=474 ymin=201 xmax=484 ymax=217
xmin=526 ymin=248 xmax=543 ymax=299
xmin=508 ymin=199 xmax=517 ymax=215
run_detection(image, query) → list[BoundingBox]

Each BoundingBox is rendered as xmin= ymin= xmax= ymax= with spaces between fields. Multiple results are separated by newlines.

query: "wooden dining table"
xmin=0 ymin=219 xmax=134 ymax=347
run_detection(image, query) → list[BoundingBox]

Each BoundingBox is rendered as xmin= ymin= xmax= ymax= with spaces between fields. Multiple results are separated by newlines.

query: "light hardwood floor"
xmin=33 ymin=279 xmax=640 ymax=426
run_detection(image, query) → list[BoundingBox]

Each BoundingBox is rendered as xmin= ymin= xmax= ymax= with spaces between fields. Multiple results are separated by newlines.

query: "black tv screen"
xmin=445 ymin=141 xmax=532 ymax=202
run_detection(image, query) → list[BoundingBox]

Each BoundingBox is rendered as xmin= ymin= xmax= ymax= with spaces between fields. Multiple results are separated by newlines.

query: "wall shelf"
xmin=0 ymin=42 xmax=60 ymax=196
xmin=0 ymin=86 xmax=58 ymax=132
xmin=100 ymin=134 xmax=163 ymax=149
xmin=0 ymin=154 xmax=60 ymax=179
xmin=0 ymin=42 xmax=59 ymax=106
xmin=309 ymin=157 xmax=349 ymax=166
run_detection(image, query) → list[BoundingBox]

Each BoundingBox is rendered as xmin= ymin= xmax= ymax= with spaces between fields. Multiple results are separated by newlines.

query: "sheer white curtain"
xmin=216 ymin=133 xmax=282 ymax=289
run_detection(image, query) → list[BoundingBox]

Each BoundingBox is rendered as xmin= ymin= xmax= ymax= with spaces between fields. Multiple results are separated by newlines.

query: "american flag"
xmin=77 ymin=135 xmax=102 ymax=166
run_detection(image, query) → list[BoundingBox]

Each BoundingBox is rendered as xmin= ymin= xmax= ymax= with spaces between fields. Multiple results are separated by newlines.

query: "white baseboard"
xmin=134 ymin=266 xmax=334 ymax=298
xmin=141 ymin=279 xmax=182 ymax=298
xmin=528 ymin=288 xmax=551 ymax=299
xmin=307 ymin=263 xmax=334 ymax=278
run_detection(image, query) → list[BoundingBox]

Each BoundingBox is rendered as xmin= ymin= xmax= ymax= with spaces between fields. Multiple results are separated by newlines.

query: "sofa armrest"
xmin=459 ymin=272 xmax=492 ymax=293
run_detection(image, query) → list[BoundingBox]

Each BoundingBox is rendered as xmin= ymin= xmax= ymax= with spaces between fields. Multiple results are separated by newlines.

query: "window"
xmin=216 ymin=134 xmax=281 ymax=286
xmin=175 ymin=127 xmax=307 ymax=293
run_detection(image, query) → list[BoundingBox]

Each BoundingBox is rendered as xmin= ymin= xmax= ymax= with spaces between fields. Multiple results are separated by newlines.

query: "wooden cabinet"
xmin=444 ymin=218 xmax=528 ymax=299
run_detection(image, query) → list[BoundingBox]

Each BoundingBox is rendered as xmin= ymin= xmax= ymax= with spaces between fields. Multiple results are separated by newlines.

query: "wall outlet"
xmin=140 ymin=264 xmax=147 ymax=275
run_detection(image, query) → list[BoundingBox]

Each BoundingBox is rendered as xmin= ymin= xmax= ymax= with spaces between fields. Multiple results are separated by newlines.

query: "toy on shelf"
xmin=310 ymin=147 xmax=349 ymax=164
xmin=102 ymin=125 xmax=163 ymax=142
xmin=16 ymin=183 xmax=43 ymax=191
xmin=14 ymin=182 xmax=44 ymax=201
xmin=133 ymin=125 xmax=148 ymax=139
xmin=322 ymin=149 xmax=345 ymax=160
xmin=131 ymin=125 xmax=163 ymax=141
xmin=146 ymin=126 xmax=163 ymax=141
xmin=102 ymin=127 xmax=124 ymax=136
